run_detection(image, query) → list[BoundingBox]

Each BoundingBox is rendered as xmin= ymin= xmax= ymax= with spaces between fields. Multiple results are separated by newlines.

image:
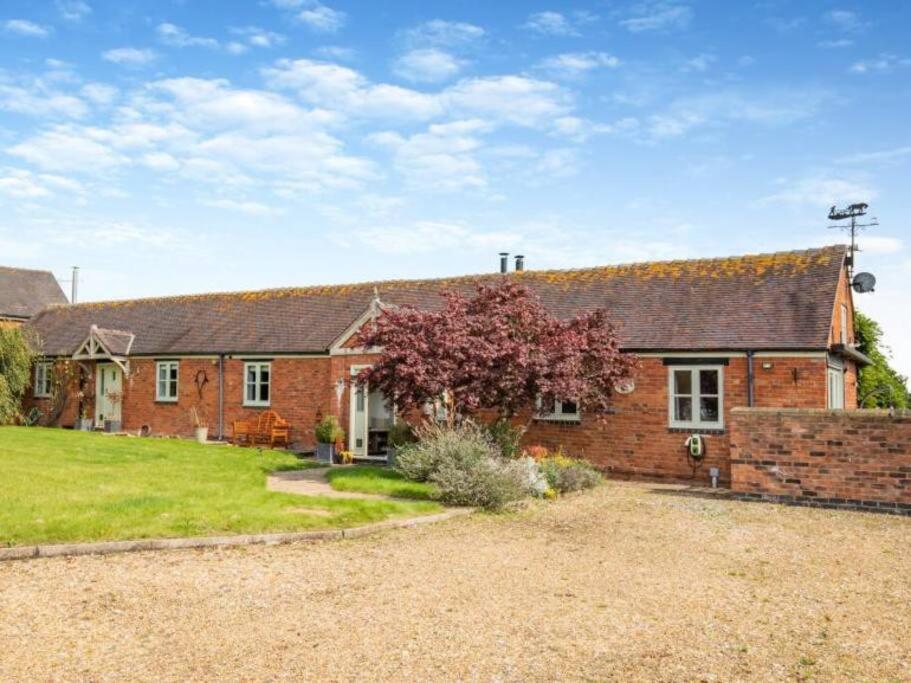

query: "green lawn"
xmin=0 ymin=427 xmax=440 ymax=547
xmin=326 ymin=465 xmax=437 ymax=500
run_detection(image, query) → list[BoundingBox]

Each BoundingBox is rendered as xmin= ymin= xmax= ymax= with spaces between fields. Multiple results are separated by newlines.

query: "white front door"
xmin=96 ymin=364 xmax=123 ymax=423
xmin=349 ymin=365 xmax=369 ymax=458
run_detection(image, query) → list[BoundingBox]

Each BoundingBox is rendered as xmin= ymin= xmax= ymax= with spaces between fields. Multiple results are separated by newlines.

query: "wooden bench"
xmin=232 ymin=410 xmax=291 ymax=448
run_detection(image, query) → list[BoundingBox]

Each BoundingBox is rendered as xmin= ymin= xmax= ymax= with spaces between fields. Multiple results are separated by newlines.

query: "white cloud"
xmin=156 ymin=23 xmax=219 ymax=49
xmin=57 ymin=0 xmax=91 ymax=21
xmin=263 ymin=59 xmax=444 ymax=120
xmin=353 ymin=220 xmax=519 ymax=254
xmin=818 ymin=39 xmax=854 ymax=48
xmin=50 ymin=221 xmax=185 ymax=248
xmin=646 ymin=88 xmax=828 ymax=139
xmin=446 ymin=75 xmax=573 ymax=127
xmin=682 ymin=53 xmax=716 ymax=72
xmin=368 ymin=119 xmax=491 ymax=191
xmin=0 ymin=168 xmax=84 ymax=198
xmin=230 ymin=26 xmax=285 ymax=49
xmin=393 ymin=49 xmax=464 ymax=83
xmin=0 ymin=83 xmax=88 ymax=119
xmin=538 ymin=52 xmax=620 ymax=78
xmin=855 ymin=236 xmax=903 ymax=255
xmin=3 ymin=19 xmax=51 ymax=38
xmin=758 ymin=176 xmax=877 ymax=207
xmin=849 ymin=54 xmax=911 ymax=74
xmin=297 ymin=2 xmax=346 ymax=32
xmin=523 ymin=11 xmax=579 ymax=37
xmin=620 ymin=2 xmax=692 ymax=33
xmin=402 ymin=19 xmax=485 ymax=47
xmin=7 ymin=126 xmax=130 ymax=172
xmin=824 ymin=9 xmax=869 ymax=33
xmin=102 ymin=47 xmax=158 ymax=66
xmin=265 ymin=59 xmax=574 ymax=129
xmin=80 ymin=83 xmax=118 ymax=105
xmin=552 ymin=115 xmax=638 ymax=142
xmin=0 ymin=171 xmax=50 ymax=198
xmin=203 ymin=198 xmax=285 ymax=217
xmin=313 ymin=45 xmax=356 ymax=61
xmin=837 ymin=146 xmax=911 ymax=165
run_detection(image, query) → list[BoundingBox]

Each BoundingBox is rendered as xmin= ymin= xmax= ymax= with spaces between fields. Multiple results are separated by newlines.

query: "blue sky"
xmin=1 ymin=1 xmax=909 ymax=375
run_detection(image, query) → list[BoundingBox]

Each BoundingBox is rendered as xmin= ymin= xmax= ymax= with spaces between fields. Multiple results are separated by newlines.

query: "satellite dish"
xmin=852 ymin=272 xmax=876 ymax=294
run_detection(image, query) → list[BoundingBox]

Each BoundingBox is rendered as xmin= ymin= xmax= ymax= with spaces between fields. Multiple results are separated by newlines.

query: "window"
xmin=668 ymin=366 xmax=723 ymax=429
xmin=244 ymin=362 xmax=271 ymax=406
xmin=156 ymin=361 xmax=179 ymax=402
xmin=840 ymin=304 xmax=849 ymax=344
xmin=33 ymin=362 xmax=52 ymax=398
xmin=536 ymin=398 xmax=581 ymax=422
xmin=827 ymin=367 xmax=845 ymax=409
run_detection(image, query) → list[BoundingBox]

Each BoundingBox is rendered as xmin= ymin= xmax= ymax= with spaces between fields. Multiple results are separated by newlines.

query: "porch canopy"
xmin=71 ymin=324 xmax=135 ymax=374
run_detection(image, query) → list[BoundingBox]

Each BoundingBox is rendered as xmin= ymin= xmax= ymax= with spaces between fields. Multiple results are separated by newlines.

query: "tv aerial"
xmin=827 ymin=201 xmax=878 ymax=290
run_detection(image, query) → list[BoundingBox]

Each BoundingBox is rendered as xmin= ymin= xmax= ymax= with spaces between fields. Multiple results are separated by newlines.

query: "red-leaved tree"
xmin=356 ymin=281 xmax=636 ymax=424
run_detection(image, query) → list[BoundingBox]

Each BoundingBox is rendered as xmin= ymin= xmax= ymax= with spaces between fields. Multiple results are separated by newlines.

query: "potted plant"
xmin=386 ymin=421 xmax=415 ymax=466
xmin=315 ymin=415 xmax=345 ymax=464
xmin=103 ymin=390 xmax=123 ymax=433
xmin=74 ymin=406 xmax=93 ymax=431
xmin=190 ymin=406 xmax=208 ymax=444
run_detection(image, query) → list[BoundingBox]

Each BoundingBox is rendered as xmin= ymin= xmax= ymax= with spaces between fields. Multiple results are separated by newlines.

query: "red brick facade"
xmin=730 ymin=408 xmax=911 ymax=513
xmin=25 ymin=349 xmax=858 ymax=484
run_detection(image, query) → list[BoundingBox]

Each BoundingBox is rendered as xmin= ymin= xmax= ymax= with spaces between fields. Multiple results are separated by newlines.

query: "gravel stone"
xmin=1 ymin=481 xmax=908 ymax=681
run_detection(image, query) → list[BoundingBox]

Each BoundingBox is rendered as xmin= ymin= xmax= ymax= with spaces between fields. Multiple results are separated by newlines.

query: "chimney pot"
xmin=515 ymin=255 xmax=525 ymax=272
xmin=499 ymin=252 xmax=509 ymax=274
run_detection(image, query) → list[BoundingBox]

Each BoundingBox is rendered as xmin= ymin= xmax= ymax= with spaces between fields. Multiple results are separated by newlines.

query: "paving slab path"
xmin=266 ymin=466 xmax=388 ymax=499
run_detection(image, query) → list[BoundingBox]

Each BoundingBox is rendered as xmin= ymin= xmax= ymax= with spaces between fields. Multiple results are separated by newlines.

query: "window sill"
xmin=243 ymin=403 xmax=271 ymax=409
xmin=667 ymin=426 xmax=725 ymax=435
xmin=533 ymin=416 xmax=582 ymax=425
xmin=155 ymin=399 xmax=179 ymax=404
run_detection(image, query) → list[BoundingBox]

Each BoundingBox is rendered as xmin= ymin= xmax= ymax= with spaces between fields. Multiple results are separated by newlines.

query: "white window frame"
xmin=33 ymin=361 xmax=52 ymax=398
xmin=243 ymin=361 xmax=271 ymax=407
xmin=827 ymin=366 xmax=845 ymax=409
xmin=668 ymin=365 xmax=724 ymax=430
xmin=536 ymin=397 xmax=581 ymax=422
xmin=155 ymin=361 xmax=179 ymax=402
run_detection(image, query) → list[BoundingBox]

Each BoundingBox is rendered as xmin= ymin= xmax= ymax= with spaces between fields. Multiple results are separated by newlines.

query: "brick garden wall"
xmin=729 ymin=408 xmax=911 ymax=514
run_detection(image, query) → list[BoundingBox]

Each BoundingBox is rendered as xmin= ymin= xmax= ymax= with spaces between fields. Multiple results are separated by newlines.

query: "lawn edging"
xmin=0 ymin=508 xmax=473 ymax=563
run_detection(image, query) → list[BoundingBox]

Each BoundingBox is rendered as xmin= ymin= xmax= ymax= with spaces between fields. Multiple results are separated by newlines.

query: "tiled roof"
xmin=27 ymin=246 xmax=848 ymax=356
xmin=0 ymin=266 xmax=68 ymax=319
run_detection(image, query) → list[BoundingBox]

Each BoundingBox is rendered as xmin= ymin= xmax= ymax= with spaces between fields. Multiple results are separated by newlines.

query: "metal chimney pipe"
xmin=499 ymin=252 xmax=509 ymax=274
xmin=515 ymin=255 xmax=525 ymax=272
xmin=71 ymin=266 xmax=79 ymax=304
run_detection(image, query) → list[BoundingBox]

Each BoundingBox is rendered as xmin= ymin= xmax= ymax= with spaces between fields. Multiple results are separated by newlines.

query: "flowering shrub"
xmin=395 ymin=422 xmax=493 ymax=482
xmin=538 ymin=455 xmax=602 ymax=493
xmin=524 ymin=445 xmax=550 ymax=461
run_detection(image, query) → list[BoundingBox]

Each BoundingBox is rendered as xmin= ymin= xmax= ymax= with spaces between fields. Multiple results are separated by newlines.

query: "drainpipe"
xmin=217 ymin=354 xmax=225 ymax=440
xmin=746 ymin=350 xmax=755 ymax=407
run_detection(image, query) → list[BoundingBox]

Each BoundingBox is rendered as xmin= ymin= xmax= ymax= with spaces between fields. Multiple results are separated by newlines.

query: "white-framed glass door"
xmin=348 ymin=365 xmax=394 ymax=460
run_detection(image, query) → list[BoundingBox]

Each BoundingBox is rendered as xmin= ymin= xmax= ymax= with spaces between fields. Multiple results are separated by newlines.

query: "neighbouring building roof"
xmin=27 ymin=245 xmax=848 ymax=357
xmin=0 ymin=265 xmax=68 ymax=320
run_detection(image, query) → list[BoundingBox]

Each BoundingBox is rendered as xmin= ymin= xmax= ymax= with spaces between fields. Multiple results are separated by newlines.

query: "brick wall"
xmin=520 ymin=355 xmax=832 ymax=484
xmin=730 ymin=408 xmax=911 ymax=513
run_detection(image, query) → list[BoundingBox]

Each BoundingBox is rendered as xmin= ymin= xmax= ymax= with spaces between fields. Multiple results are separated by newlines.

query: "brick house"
xmin=24 ymin=245 xmax=868 ymax=483
xmin=0 ymin=265 xmax=68 ymax=327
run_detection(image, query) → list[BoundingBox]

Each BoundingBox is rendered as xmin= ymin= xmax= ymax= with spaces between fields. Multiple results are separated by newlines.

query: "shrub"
xmin=430 ymin=455 xmax=528 ymax=511
xmin=315 ymin=415 xmax=345 ymax=444
xmin=485 ymin=418 xmax=524 ymax=459
xmin=539 ymin=455 xmax=602 ymax=493
xmin=394 ymin=422 xmax=493 ymax=482
xmin=0 ymin=327 xmax=36 ymax=425
xmin=387 ymin=421 xmax=416 ymax=449
xmin=523 ymin=444 xmax=550 ymax=461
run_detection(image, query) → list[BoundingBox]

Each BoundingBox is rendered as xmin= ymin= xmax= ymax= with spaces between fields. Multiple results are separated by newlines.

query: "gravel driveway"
xmin=1 ymin=481 xmax=909 ymax=681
